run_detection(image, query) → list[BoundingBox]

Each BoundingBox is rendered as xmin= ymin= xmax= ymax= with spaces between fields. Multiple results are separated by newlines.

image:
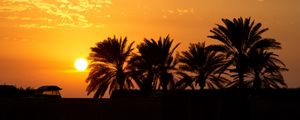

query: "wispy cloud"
xmin=19 ymin=24 xmax=56 ymax=29
xmin=0 ymin=4 xmax=31 ymax=12
xmin=161 ymin=8 xmax=194 ymax=18
xmin=0 ymin=0 xmax=112 ymax=28
xmin=2 ymin=16 xmax=52 ymax=21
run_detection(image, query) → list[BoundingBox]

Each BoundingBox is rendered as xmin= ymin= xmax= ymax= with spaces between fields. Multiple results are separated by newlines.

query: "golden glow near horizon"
xmin=74 ymin=58 xmax=88 ymax=72
xmin=1 ymin=0 xmax=300 ymax=97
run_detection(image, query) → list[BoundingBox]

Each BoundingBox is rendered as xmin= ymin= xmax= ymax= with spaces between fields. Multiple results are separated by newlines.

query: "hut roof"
xmin=37 ymin=85 xmax=62 ymax=91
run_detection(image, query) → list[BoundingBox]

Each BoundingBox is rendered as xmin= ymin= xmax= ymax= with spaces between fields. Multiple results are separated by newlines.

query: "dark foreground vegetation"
xmin=86 ymin=17 xmax=288 ymax=98
xmin=0 ymin=85 xmax=61 ymax=98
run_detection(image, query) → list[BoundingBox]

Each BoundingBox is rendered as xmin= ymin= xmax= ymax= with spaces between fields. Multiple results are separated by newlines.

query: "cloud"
xmin=19 ymin=24 xmax=56 ymax=29
xmin=162 ymin=8 xmax=194 ymax=15
xmin=0 ymin=4 xmax=31 ymax=12
xmin=0 ymin=0 xmax=112 ymax=28
xmin=161 ymin=8 xmax=194 ymax=18
xmin=2 ymin=16 xmax=55 ymax=22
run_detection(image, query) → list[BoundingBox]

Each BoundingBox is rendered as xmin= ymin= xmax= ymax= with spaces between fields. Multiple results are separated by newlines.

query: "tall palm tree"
xmin=208 ymin=17 xmax=282 ymax=88
xmin=86 ymin=36 xmax=134 ymax=98
xmin=176 ymin=42 xmax=229 ymax=90
xmin=128 ymin=35 xmax=180 ymax=93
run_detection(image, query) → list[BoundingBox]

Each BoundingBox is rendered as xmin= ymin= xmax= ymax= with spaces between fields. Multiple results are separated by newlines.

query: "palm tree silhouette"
xmin=128 ymin=35 xmax=180 ymax=93
xmin=86 ymin=36 xmax=134 ymax=98
xmin=227 ymin=50 xmax=288 ymax=89
xmin=176 ymin=42 xmax=229 ymax=90
xmin=249 ymin=49 xmax=287 ymax=89
xmin=208 ymin=17 xmax=282 ymax=89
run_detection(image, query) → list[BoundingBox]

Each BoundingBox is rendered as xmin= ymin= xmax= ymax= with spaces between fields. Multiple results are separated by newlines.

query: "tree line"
xmin=86 ymin=17 xmax=288 ymax=98
xmin=0 ymin=85 xmax=36 ymax=98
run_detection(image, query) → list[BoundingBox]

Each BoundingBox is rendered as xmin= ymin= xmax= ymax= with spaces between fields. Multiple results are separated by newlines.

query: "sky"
xmin=0 ymin=0 xmax=299 ymax=98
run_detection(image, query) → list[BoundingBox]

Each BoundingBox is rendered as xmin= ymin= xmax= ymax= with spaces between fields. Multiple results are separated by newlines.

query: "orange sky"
xmin=0 ymin=0 xmax=299 ymax=98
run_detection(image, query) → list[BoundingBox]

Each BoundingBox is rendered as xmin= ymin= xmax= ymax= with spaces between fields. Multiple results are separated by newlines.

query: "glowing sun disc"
xmin=74 ymin=58 xmax=88 ymax=71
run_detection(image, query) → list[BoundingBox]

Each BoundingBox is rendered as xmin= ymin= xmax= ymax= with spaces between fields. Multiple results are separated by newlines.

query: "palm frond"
xmin=86 ymin=36 xmax=135 ymax=98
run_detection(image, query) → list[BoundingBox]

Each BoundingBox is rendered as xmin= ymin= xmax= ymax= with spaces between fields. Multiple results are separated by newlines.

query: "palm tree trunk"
xmin=199 ymin=76 xmax=206 ymax=90
xmin=161 ymin=72 xmax=170 ymax=93
xmin=143 ymin=71 xmax=154 ymax=94
xmin=237 ymin=53 xmax=246 ymax=89
xmin=253 ymin=70 xmax=261 ymax=89
xmin=117 ymin=66 xmax=125 ymax=90
xmin=200 ymin=86 xmax=204 ymax=90
xmin=238 ymin=71 xmax=244 ymax=89
xmin=237 ymin=63 xmax=245 ymax=89
xmin=162 ymin=84 xmax=168 ymax=93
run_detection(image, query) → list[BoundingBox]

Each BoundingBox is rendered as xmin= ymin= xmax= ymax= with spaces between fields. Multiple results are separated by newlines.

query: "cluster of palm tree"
xmin=86 ymin=17 xmax=288 ymax=98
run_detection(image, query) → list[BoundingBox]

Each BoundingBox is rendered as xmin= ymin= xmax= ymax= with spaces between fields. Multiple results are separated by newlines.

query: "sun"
xmin=74 ymin=58 xmax=88 ymax=72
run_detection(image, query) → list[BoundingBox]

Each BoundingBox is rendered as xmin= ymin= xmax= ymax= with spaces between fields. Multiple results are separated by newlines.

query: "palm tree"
xmin=86 ymin=36 xmax=134 ymax=98
xmin=208 ymin=17 xmax=282 ymax=88
xmin=227 ymin=50 xmax=288 ymax=89
xmin=176 ymin=42 xmax=229 ymax=90
xmin=248 ymin=49 xmax=287 ymax=89
xmin=128 ymin=35 xmax=180 ymax=93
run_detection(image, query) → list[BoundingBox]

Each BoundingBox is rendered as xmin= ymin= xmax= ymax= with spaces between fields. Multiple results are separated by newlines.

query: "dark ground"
xmin=1 ymin=89 xmax=300 ymax=120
